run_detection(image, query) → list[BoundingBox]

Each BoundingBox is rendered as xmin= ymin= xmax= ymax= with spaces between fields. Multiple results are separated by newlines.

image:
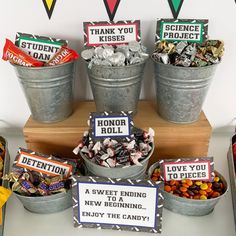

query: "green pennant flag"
xmin=168 ymin=0 xmax=184 ymax=19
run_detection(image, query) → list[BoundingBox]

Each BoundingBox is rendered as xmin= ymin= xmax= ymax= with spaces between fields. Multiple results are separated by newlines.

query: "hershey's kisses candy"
xmin=81 ymin=48 xmax=95 ymax=60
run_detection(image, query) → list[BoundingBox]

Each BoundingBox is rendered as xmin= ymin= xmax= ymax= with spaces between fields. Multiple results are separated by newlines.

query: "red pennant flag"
xmin=103 ymin=0 xmax=121 ymax=21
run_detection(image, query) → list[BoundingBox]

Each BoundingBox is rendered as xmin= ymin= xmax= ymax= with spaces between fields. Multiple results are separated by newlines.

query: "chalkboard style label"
xmin=72 ymin=176 xmax=164 ymax=233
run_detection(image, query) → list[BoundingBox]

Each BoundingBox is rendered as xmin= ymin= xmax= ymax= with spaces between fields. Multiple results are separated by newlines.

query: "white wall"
xmin=0 ymin=0 xmax=236 ymax=129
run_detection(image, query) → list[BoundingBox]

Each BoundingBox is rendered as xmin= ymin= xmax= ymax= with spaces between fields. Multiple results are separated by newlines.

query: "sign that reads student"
xmin=90 ymin=112 xmax=133 ymax=140
xmin=156 ymin=18 xmax=208 ymax=43
xmin=15 ymin=32 xmax=67 ymax=62
xmin=160 ymin=157 xmax=214 ymax=182
xmin=83 ymin=20 xmax=140 ymax=47
xmin=72 ymin=176 xmax=164 ymax=233
xmin=16 ymin=151 xmax=72 ymax=178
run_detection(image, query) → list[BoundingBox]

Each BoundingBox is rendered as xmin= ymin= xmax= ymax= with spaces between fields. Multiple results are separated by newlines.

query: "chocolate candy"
xmin=73 ymin=127 xmax=154 ymax=168
xmin=151 ymin=168 xmax=226 ymax=200
xmin=152 ymin=40 xmax=224 ymax=67
xmin=82 ymin=41 xmax=149 ymax=68
xmin=45 ymin=46 xmax=79 ymax=66
xmin=2 ymin=39 xmax=44 ymax=67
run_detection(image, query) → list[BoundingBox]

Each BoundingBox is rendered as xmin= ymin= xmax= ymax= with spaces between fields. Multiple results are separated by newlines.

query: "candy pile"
xmin=151 ymin=167 xmax=226 ymax=200
xmin=4 ymin=148 xmax=79 ymax=196
xmin=152 ymin=40 xmax=224 ymax=67
xmin=2 ymin=39 xmax=79 ymax=67
xmin=73 ymin=127 xmax=154 ymax=168
xmin=0 ymin=141 xmax=5 ymax=182
xmin=81 ymin=41 xmax=149 ymax=68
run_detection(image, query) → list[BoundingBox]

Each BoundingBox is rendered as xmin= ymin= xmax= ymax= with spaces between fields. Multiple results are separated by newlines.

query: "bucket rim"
xmin=148 ymin=164 xmax=228 ymax=203
xmin=151 ymin=57 xmax=220 ymax=70
xmin=84 ymin=57 xmax=148 ymax=69
xmin=80 ymin=142 xmax=154 ymax=171
xmin=10 ymin=60 xmax=77 ymax=70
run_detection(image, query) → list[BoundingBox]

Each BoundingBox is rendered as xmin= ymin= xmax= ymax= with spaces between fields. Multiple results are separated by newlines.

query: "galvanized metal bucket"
xmin=86 ymin=59 xmax=147 ymax=114
xmin=14 ymin=189 xmax=72 ymax=214
xmin=12 ymin=61 xmax=76 ymax=123
xmin=80 ymin=143 xmax=154 ymax=179
xmin=148 ymin=162 xmax=228 ymax=216
xmin=153 ymin=61 xmax=218 ymax=123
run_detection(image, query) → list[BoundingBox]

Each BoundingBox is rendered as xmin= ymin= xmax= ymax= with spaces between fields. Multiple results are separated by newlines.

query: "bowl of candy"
xmin=148 ymin=162 xmax=228 ymax=216
xmin=6 ymin=148 xmax=81 ymax=214
xmin=74 ymin=127 xmax=154 ymax=179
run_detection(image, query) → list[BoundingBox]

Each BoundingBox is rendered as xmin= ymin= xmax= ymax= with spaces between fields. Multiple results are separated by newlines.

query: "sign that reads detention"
xmin=83 ymin=20 xmax=140 ymax=47
xmin=15 ymin=32 xmax=67 ymax=62
xmin=90 ymin=112 xmax=133 ymax=140
xmin=156 ymin=18 xmax=208 ymax=43
xmin=72 ymin=176 xmax=163 ymax=233
xmin=16 ymin=151 xmax=72 ymax=178
xmin=160 ymin=157 xmax=214 ymax=182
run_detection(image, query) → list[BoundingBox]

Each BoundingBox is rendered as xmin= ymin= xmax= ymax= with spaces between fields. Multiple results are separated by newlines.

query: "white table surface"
xmin=1 ymin=130 xmax=236 ymax=236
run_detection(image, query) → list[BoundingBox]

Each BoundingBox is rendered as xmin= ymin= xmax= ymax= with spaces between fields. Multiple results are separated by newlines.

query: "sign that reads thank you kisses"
xmin=160 ymin=157 xmax=214 ymax=182
xmin=90 ymin=112 xmax=133 ymax=140
xmin=156 ymin=19 xmax=208 ymax=43
xmin=83 ymin=20 xmax=140 ymax=47
xmin=72 ymin=176 xmax=164 ymax=233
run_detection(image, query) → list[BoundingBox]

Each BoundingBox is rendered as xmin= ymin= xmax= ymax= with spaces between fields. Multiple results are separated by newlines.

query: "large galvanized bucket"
xmin=153 ymin=61 xmax=218 ymax=123
xmin=86 ymin=59 xmax=147 ymax=114
xmin=148 ymin=162 xmax=228 ymax=216
xmin=12 ymin=61 xmax=76 ymax=123
xmin=14 ymin=189 xmax=72 ymax=214
xmin=81 ymin=143 xmax=154 ymax=179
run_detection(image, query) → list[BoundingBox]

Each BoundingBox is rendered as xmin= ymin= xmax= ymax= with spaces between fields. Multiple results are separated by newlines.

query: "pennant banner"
xmin=42 ymin=0 xmax=57 ymax=19
xmin=103 ymin=0 xmax=121 ymax=21
xmin=168 ymin=0 xmax=184 ymax=19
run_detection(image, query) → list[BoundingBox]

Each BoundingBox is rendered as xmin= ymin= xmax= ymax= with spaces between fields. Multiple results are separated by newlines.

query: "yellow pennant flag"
xmin=42 ymin=0 xmax=57 ymax=19
xmin=0 ymin=187 xmax=12 ymax=225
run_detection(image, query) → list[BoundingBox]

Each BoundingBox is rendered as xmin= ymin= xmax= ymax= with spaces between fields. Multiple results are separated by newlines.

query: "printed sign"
xmin=167 ymin=0 xmax=184 ymax=19
xmin=15 ymin=150 xmax=72 ymax=178
xmin=159 ymin=157 xmax=214 ymax=182
xmin=72 ymin=176 xmax=164 ymax=233
xmin=83 ymin=20 xmax=140 ymax=47
xmin=15 ymin=32 xmax=67 ymax=62
xmin=103 ymin=0 xmax=121 ymax=21
xmin=90 ymin=112 xmax=133 ymax=140
xmin=155 ymin=18 xmax=208 ymax=43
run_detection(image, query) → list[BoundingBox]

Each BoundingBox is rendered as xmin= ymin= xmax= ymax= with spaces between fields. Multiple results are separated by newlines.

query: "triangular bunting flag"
xmin=103 ymin=0 xmax=121 ymax=21
xmin=42 ymin=0 xmax=57 ymax=19
xmin=168 ymin=0 xmax=184 ymax=19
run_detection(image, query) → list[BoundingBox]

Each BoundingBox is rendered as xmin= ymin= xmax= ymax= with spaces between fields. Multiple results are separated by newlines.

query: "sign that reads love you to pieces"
xmin=89 ymin=112 xmax=133 ymax=141
xmin=15 ymin=32 xmax=67 ymax=62
xmin=72 ymin=176 xmax=164 ymax=233
xmin=83 ymin=20 xmax=140 ymax=47
xmin=155 ymin=18 xmax=208 ymax=43
xmin=159 ymin=157 xmax=214 ymax=182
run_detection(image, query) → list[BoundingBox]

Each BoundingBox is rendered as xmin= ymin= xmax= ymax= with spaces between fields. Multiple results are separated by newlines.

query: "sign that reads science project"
xmin=160 ymin=157 xmax=214 ymax=182
xmin=83 ymin=20 xmax=140 ymax=47
xmin=156 ymin=18 xmax=208 ymax=43
xmin=15 ymin=32 xmax=67 ymax=62
xmin=72 ymin=176 xmax=164 ymax=233
xmin=90 ymin=112 xmax=133 ymax=140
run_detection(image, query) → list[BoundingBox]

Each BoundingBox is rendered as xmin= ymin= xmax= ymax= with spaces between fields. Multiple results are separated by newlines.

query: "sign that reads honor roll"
xmin=156 ymin=18 xmax=208 ymax=43
xmin=72 ymin=176 xmax=164 ymax=233
xmin=15 ymin=32 xmax=67 ymax=62
xmin=160 ymin=157 xmax=214 ymax=182
xmin=83 ymin=20 xmax=140 ymax=47
xmin=90 ymin=112 xmax=133 ymax=140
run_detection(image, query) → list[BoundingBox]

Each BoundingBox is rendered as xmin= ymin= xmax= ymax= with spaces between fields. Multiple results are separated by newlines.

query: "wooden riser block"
xmin=23 ymin=101 xmax=212 ymax=165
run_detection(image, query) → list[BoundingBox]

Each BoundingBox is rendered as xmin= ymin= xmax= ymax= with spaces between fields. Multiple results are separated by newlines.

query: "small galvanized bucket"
xmin=148 ymin=162 xmax=228 ymax=216
xmin=86 ymin=59 xmax=147 ymax=114
xmin=153 ymin=61 xmax=218 ymax=123
xmin=14 ymin=189 xmax=72 ymax=214
xmin=12 ymin=61 xmax=76 ymax=123
xmin=80 ymin=143 xmax=154 ymax=179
